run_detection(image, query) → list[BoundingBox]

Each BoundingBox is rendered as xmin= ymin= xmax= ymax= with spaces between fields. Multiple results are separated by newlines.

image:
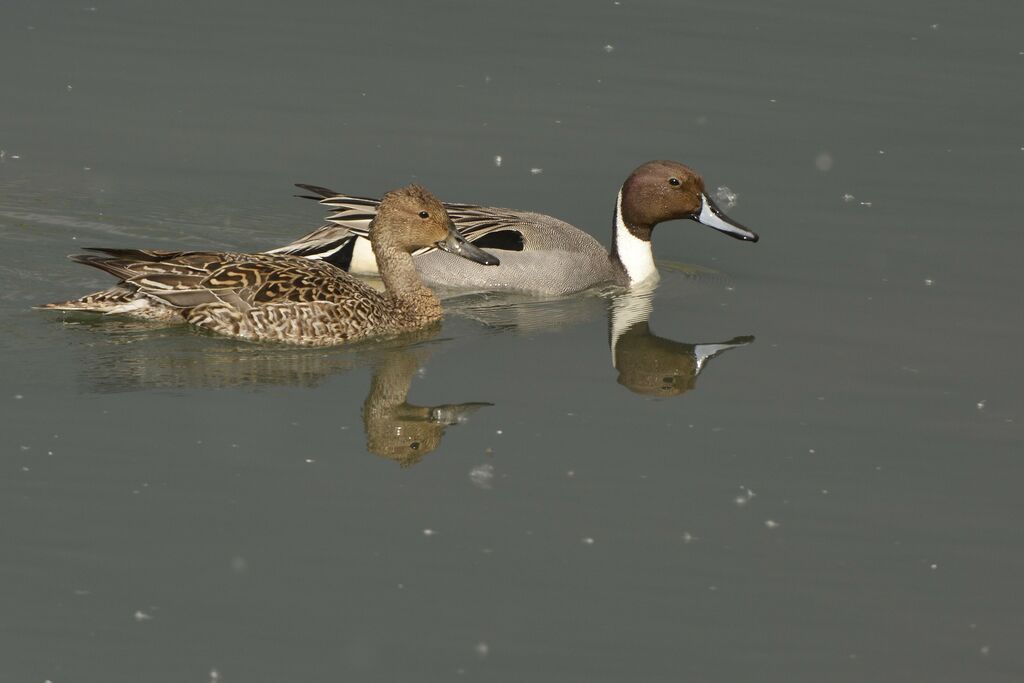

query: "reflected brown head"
xmin=619 ymin=160 xmax=706 ymax=240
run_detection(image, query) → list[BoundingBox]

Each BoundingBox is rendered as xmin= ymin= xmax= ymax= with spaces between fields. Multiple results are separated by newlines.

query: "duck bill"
xmin=695 ymin=194 xmax=759 ymax=242
xmin=437 ymin=222 xmax=500 ymax=266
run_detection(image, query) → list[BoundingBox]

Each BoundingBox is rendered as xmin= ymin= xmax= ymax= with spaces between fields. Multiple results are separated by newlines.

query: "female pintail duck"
xmin=268 ymin=160 xmax=758 ymax=296
xmin=38 ymin=185 xmax=499 ymax=346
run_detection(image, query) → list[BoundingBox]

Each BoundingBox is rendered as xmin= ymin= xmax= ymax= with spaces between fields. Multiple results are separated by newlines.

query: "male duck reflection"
xmin=270 ymin=160 xmax=758 ymax=295
xmin=608 ymin=290 xmax=753 ymax=397
xmin=40 ymin=185 xmax=499 ymax=345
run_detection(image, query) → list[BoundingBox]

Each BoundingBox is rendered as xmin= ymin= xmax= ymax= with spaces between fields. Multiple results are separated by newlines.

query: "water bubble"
xmin=469 ymin=463 xmax=495 ymax=490
xmin=714 ymin=186 xmax=738 ymax=209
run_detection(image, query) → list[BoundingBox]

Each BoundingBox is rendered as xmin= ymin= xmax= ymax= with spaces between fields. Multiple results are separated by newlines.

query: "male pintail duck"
xmin=38 ymin=185 xmax=499 ymax=346
xmin=268 ymin=160 xmax=758 ymax=296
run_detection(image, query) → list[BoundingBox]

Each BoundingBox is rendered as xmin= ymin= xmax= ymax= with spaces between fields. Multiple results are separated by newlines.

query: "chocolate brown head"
xmin=618 ymin=160 xmax=758 ymax=242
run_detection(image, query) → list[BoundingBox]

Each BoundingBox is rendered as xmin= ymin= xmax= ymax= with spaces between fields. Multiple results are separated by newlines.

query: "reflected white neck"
xmin=614 ymin=189 xmax=658 ymax=285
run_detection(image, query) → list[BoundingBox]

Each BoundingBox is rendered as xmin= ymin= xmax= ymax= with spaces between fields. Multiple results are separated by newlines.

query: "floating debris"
xmin=764 ymin=519 xmax=780 ymax=529
xmin=529 ymin=168 xmax=543 ymax=175
xmin=603 ymin=44 xmax=615 ymax=53
xmin=581 ymin=537 xmax=595 ymax=545
xmin=422 ymin=528 xmax=436 ymax=537
xmin=493 ymin=155 xmax=502 ymax=167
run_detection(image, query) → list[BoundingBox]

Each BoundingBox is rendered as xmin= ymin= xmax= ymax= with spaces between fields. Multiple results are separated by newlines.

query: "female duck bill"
xmin=437 ymin=220 xmax=500 ymax=265
xmin=695 ymin=194 xmax=759 ymax=242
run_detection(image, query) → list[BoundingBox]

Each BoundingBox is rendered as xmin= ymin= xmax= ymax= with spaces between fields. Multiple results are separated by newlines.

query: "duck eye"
xmin=418 ymin=211 xmax=429 ymax=219
xmin=668 ymin=177 xmax=681 ymax=186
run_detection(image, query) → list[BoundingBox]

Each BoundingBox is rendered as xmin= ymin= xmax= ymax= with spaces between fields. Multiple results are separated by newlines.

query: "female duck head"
xmin=371 ymin=184 xmax=499 ymax=266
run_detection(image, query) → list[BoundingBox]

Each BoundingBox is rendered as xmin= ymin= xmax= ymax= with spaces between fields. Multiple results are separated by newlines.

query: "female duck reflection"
xmin=73 ymin=326 xmax=490 ymax=466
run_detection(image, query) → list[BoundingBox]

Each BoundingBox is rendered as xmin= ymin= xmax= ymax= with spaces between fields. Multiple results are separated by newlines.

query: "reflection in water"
xmin=362 ymin=347 xmax=491 ymax=467
xmin=609 ymin=290 xmax=753 ymax=397
xmin=65 ymin=320 xmax=490 ymax=463
xmin=448 ymin=284 xmax=754 ymax=398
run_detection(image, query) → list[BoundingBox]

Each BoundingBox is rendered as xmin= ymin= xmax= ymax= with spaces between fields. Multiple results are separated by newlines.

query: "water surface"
xmin=2 ymin=1 xmax=1022 ymax=681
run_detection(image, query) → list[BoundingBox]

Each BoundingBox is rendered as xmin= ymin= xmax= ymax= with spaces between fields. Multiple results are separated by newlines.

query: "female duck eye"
xmin=418 ymin=211 xmax=429 ymax=219
xmin=668 ymin=177 xmax=681 ymax=186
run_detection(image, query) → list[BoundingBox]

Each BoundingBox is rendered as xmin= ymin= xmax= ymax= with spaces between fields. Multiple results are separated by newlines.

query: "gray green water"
xmin=2 ymin=1 xmax=1022 ymax=681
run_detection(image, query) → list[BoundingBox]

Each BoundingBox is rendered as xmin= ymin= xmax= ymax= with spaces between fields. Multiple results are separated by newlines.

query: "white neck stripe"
xmin=614 ymin=189 xmax=658 ymax=285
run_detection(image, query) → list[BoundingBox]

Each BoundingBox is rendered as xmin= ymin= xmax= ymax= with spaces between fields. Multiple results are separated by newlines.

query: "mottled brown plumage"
xmin=39 ymin=185 xmax=499 ymax=346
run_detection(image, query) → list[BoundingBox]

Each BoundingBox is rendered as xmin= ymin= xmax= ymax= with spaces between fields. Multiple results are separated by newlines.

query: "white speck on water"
xmin=765 ymin=519 xmax=780 ymax=529
xmin=815 ymin=152 xmax=834 ymax=171
xmin=495 ymin=429 xmax=503 ymax=435
xmin=842 ymin=193 xmax=855 ymax=202
xmin=11 ymin=154 xmax=20 ymax=160
xmin=529 ymin=168 xmax=543 ymax=175
xmin=20 ymin=445 xmax=29 ymax=451
xmin=13 ymin=394 xmax=23 ymax=400
xmin=682 ymin=532 xmax=698 ymax=543
xmin=878 ymin=149 xmax=885 ymax=155
xmin=859 ymin=201 xmax=873 ymax=207
xmin=66 ymin=84 xmax=73 ymax=91
xmin=209 ymin=669 xmax=221 ymax=682
xmin=734 ymin=486 xmax=756 ymax=506
xmin=566 ymin=470 xmax=575 ymax=477
xmin=930 ymin=563 xmax=938 ymax=570
xmin=603 ymin=44 xmax=615 ymax=53
xmin=422 ymin=528 xmax=436 ymax=537
xmin=484 ymin=74 xmax=492 ymax=84
xmin=924 ymin=278 xmax=934 ymax=286
xmin=493 ymin=155 xmax=502 ymax=167
xmin=475 ymin=642 xmax=490 ymax=658
xmin=304 ymin=458 xmax=315 ymax=463
xmin=21 ymin=466 xmax=30 ymax=472
xmin=976 ymin=400 xmax=986 ymax=410
xmin=230 ymin=556 xmax=248 ymax=573
xmin=469 ymin=463 xmax=495 ymax=489
xmin=133 ymin=610 xmax=153 ymax=622
xmin=809 ymin=448 xmax=816 ymax=454
xmin=714 ymin=186 xmax=738 ymax=209
xmin=769 ymin=98 xmax=777 ymax=103
xmin=397 ymin=583 xmax=404 ymax=589
xmin=930 ymin=23 xmax=939 ymax=30
xmin=821 ymin=489 xmax=829 ymax=495
xmin=980 ymin=645 xmax=991 ymax=656
xmin=582 ymin=537 xmax=595 ymax=545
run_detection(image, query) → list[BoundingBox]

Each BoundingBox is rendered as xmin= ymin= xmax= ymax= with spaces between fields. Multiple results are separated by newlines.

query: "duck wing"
xmin=268 ymin=186 xmax=525 ymax=263
xmin=74 ymin=249 xmax=379 ymax=311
